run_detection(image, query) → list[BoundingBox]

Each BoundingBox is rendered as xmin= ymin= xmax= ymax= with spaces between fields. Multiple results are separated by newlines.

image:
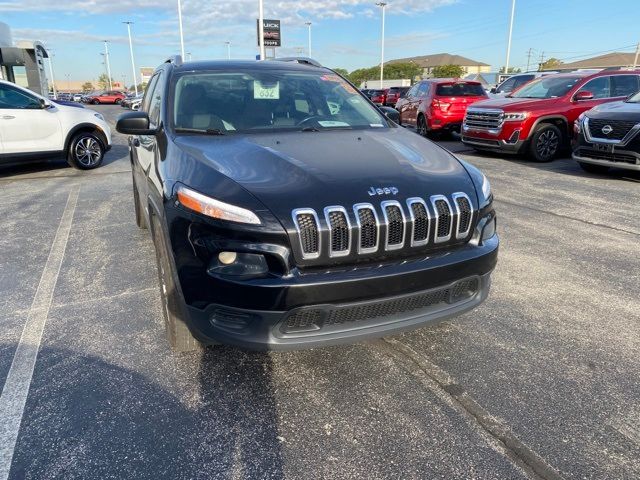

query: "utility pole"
xmin=305 ymin=21 xmax=312 ymax=57
xmin=225 ymin=41 xmax=231 ymax=60
xmin=525 ymin=47 xmax=533 ymax=72
xmin=633 ymin=43 xmax=640 ymax=69
xmin=103 ymin=40 xmax=113 ymax=90
xmin=376 ymin=2 xmax=387 ymax=87
xmin=123 ymin=21 xmax=138 ymax=96
xmin=504 ymin=0 xmax=516 ymax=75
xmin=258 ymin=0 xmax=266 ymax=60
xmin=177 ymin=0 xmax=185 ymax=58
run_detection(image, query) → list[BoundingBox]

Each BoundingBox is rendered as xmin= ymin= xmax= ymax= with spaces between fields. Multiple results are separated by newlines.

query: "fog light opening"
xmin=218 ymin=251 xmax=237 ymax=265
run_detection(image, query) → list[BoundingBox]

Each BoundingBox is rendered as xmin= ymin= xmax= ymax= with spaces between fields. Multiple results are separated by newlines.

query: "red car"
xmin=396 ymin=79 xmax=488 ymax=137
xmin=369 ymin=88 xmax=388 ymax=105
xmin=461 ymin=70 xmax=640 ymax=161
xmin=385 ymin=86 xmax=410 ymax=107
xmin=87 ymin=90 xmax=126 ymax=105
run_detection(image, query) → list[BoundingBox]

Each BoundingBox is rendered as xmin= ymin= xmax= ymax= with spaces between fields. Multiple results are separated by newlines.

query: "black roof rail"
xmin=165 ymin=55 xmax=183 ymax=67
xmin=268 ymin=57 xmax=323 ymax=68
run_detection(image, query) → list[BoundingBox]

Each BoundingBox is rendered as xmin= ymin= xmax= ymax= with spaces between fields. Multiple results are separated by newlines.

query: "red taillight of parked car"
xmin=432 ymin=99 xmax=451 ymax=112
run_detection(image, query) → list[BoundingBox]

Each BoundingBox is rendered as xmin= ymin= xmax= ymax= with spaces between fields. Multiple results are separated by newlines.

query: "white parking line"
xmin=0 ymin=186 xmax=79 ymax=480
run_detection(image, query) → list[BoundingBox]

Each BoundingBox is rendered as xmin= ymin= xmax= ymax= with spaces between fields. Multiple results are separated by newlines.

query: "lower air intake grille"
xmin=295 ymin=212 xmax=319 ymax=256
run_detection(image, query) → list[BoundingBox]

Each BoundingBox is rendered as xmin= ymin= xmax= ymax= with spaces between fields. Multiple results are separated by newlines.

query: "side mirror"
xmin=574 ymin=91 xmax=594 ymax=102
xmin=116 ymin=111 xmax=156 ymax=135
xmin=490 ymin=87 xmax=497 ymax=94
xmin=379 ymin=106 xmax=400 ymax=123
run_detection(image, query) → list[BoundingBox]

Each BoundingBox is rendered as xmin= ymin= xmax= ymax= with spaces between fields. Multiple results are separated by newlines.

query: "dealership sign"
xmin=257 ymin=19 xmax=281 ymax=47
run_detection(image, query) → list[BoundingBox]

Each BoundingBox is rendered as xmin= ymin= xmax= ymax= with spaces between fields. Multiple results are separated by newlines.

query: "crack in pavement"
xmin=494 ymin=198 xmax=640 ymax=237
xmin=377 ymin=338 xmax=565 ymax=480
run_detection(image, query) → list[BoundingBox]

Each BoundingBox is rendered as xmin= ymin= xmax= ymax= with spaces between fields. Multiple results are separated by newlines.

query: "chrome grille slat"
xmin=354 ymin=203 xmax=380 ymax=254
xmin=464 ymin=109 xmax=504 ymax=130
xmin=406 ymin=197 xmax=430 ymax=247
xmin=381 ymin=200 xmax=406 ymax=250
xmin=292 ymin=209 xmax=321 ymax=259
xmin=324 ymin=206 xmax=351 ymax=257
xmin=452 ymin=192 xmax=473 ymax=239
xmin=430 ymin=195 xmax=453 ymax=243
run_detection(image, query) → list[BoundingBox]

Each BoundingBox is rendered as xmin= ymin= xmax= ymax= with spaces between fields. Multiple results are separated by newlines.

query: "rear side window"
xmin=416 ymin=83 xmax=429 ymax=97
xmin=436 ymin=82 xmax=485 ymax=96
xmin=579 ymin=76 xmax=611 ymax=99
xmin=611 ymin=75 xmax=640 ymax=97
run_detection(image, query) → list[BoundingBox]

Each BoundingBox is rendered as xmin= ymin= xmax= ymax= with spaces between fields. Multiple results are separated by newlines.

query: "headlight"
xmin=176 ymin=185 xmax=261 ymax=225
xmin=503 ymin=112 xmax=528 ymax=121
xmin=574 ymin=113 xmax=585 ymax=133
xmin=94 ymin=113 xmax=105 ymax=121
xmin=455 ymin=157 xmax=492 ymax=208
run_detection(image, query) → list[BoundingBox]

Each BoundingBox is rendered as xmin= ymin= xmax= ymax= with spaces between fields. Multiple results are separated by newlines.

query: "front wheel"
xmin=417 ymin=115 xmax=428 ymax=137
xmin=115 ymin=98 xmax=122 ymax=104
xmin=92 ymin=99 xmax=100 ymax=105
xmin=67 ymin=132 xmax=104 ymax=169
xmin=578 ymin=162 xmax=610 ymax=174
xmin=529 ymin=124 xmax=562 ymax=162
xmin=151 ymin=216 xmax=202 ymax=352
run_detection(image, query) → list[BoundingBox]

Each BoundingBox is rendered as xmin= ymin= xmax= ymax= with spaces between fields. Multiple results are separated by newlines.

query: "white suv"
xmin=0 ymin=80 xmax=112 ymax=169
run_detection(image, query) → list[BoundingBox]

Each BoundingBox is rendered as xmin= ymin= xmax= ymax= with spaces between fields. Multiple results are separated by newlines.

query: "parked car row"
xmin=81 ymin=90 xmax=127 ymax=105
xmin=121 ymin=93 xmax=143 ymax=110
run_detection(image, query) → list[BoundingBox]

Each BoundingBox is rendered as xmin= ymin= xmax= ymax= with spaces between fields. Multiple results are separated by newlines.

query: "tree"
xmin=81 ymin=82 xmax=94 ymax=92
xmin=332 ymin=68 xmax=349 ymax=78
xmin=97 ymin=73 xmax=114 ymax=90
xmin=431 ymin=65 xmax=465 ymax=78
xmin=345 ymin=62 xmax=423 ymax=87
xmin=499 ymin=66 xmax=521 ymax=74
xmin=539 ymin=57 xmax=563 ymax=71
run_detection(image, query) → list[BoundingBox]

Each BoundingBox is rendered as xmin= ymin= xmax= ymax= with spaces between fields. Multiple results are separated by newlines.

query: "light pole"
xmin=258 ymin=0 xmax=265 ymax=60
xmin=225 ymin=41 xmax=231 ymax=60
xmin=186 ymin=52 xmax=192 ymax=61
xmin=103 ymin=40 xmax=113 ymax=90
xmin=376 ymin=3 xmax=387 ymax=87
xmin=305 ymin=21 xmax=312 ymax=57
xmin=177 ymin=0 xmax=185 ymax=58
xmin=46 ymin=49 xmax=57 ymax=99
xmin=504 ymin=0 xmax=516 ymax=75
xmin=123 ymin=21 xmax=138 ymax=96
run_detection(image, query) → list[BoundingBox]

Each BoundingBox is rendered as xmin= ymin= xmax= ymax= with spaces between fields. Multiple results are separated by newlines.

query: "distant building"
xmin=387 ymin=53 xmax=491 ymax=78
xmin=545 ymin=52 xmax=640 ymax=72
xmin=463 ymin=72 xmax=503 ymax=89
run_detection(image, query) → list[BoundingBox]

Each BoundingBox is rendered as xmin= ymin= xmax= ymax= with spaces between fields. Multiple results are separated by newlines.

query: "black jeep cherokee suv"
xmin=573 ymin=90 xmax=640 ymax=174
xmin=116 ymin=56 xmax=499 ymax=351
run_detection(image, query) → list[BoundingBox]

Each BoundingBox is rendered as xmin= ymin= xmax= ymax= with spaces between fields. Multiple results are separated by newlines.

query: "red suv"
xmin=396 ymin=79 xmax=488 ymax=137
xmin=461 ymin=71 xmax=640 ymax=161
xmin=87 ymin=91 xmax=126 ymax=105
xmin=369 ymin=89 xmax=388 ymax=105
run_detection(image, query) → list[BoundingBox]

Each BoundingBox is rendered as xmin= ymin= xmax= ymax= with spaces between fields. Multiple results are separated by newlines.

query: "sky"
xmin=0 ymin=0 xmax=638 ymax=85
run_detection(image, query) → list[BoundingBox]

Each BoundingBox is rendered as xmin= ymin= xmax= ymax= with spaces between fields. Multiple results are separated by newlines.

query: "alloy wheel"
xmin=74 ymin=137 xmax=102 ymax=167
xmin=536 ymin=130 xmax=559 ymax=160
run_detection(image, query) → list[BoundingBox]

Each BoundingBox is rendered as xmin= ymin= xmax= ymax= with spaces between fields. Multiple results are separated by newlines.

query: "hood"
xmin=173 ymin=127 xmax=477 ymax=222
xmin=586 ymin=100 xmax=640 ymax=121
xmin=470 ymin=96 xmax=561 ymax=111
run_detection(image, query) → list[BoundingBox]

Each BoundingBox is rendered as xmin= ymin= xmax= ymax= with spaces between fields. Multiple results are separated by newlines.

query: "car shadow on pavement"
xmin=7 ymin=346 xmax=285 ymax=479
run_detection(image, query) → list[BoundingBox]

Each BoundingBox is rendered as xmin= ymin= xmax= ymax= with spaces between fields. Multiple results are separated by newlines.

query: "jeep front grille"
xmin=464 ymin=109 xmax=504 ymax=130
xmin=292 ymin=193 xmax=474 ymax=260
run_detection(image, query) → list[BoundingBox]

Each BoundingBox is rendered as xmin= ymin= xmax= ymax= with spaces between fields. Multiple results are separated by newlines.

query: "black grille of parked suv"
xmin=292 ymin=193 xmax=473 ymax=260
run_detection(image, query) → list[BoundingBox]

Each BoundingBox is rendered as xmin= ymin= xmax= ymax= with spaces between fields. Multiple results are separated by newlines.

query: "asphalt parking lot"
xmin=1 ymin=104 xmax=639 ymax=480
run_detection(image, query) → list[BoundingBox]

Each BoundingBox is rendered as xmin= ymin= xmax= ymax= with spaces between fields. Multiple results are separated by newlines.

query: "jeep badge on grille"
xmin=368 ymin=186 xmax=399 ymax=196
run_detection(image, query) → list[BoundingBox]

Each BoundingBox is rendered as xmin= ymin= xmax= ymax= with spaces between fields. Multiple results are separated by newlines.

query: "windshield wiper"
xmin=174 ymin=127 xmax=226 ymax=135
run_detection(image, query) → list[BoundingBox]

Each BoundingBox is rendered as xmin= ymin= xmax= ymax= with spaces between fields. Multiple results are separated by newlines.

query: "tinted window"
xmin=435 ymin=82 xmax=485 ymax=96
xmin=0 ymin=84 xmax=41 ymax=109
xmin=172 ymin=70 xmax=388 ymax=133
xmin=512 ymin=74 xmax=535 ymax=89
xmin=496 ymin=77 xmax=516 ymax=93
xmin=611 ymin=75 xmax=640 ymax=97
xmin=579 ymin=76 xmax=611 ymax=99
xmin=406 ymin=85 xmax=419 ymax=97
xmin=141 ymin=74 xmax=159 ymax=112
xmin=416 ymin=83 xmax=429 ymax=96
xmin=148 ymin=74 xmax=163 ymax=127
xmin=512 ymin=76 xmax=582 ymax=99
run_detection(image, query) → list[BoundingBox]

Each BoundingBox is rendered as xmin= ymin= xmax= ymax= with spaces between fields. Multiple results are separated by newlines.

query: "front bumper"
xmin=183 ymin=235 xmax=499 ymax=350
xmin=461 ymin=121 xmax=528 ymax=154
xmin=573 ymin=136 xmax=640 ymax=171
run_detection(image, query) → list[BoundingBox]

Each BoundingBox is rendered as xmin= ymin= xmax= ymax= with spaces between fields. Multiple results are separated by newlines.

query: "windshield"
xmin=510 ymin=76 xmax=582 ymax=99
xmin=172 ymin=70 xmax=388 ymax=133
xmin=626 ymin=90 xmax=640 ymax=103
xmin=436 ymin=82 xmax=486 ymax=97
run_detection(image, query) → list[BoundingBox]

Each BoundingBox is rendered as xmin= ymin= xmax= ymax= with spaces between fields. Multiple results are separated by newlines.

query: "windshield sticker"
xmin=254 ymin=81 xmax=280 ymax=100
xmin=318 ymin=120 xmax=350 ymax=128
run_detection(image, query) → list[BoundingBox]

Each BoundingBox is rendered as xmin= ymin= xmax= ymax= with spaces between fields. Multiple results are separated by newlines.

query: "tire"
xmin=150 ymin=216 xmax=201 ymax=352
xmin=417 ymin=114 xmax=428 ymax=137
xmin=578 ymin=161 xmax=610 ymax=174
xmin=92 ymin=99 xmax=99 ymax=105
xmin=67 ymin=132 xmax=104 ymax=170
xmin=115 ymin=98 xmax=122 ymax=105
xmin=132 ymin=173 xmax=148 ymax=229
xmin=529 ymin=124 xmax=562 ymax=162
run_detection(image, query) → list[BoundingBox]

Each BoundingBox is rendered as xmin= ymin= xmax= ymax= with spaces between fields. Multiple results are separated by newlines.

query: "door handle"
xmin=1 ymin=115 xmax=15 ymax=120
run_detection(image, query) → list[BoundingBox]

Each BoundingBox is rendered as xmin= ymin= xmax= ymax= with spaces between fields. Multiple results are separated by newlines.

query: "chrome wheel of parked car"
xmin=67 ymin=132 xmax=104 ymax=170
